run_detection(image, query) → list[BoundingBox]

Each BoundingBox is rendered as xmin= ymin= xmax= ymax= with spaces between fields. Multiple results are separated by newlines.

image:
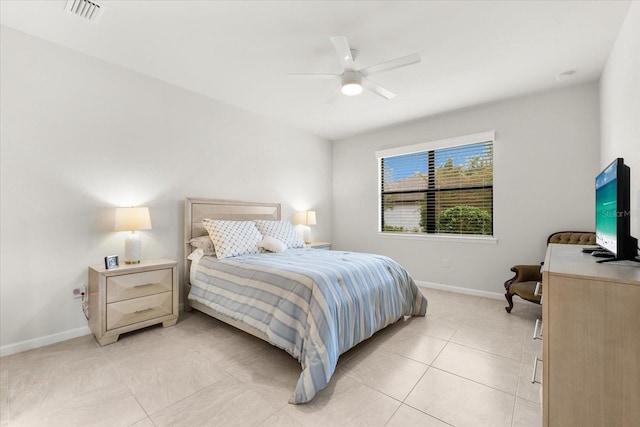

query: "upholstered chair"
xmin=504 ymin=231 xmax=596 ymax=313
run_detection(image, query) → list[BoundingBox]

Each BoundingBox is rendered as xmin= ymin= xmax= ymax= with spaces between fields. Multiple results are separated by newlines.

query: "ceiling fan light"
xmin=341 ymin=83 xmax=363 ymax=96
xmin=341 ymin=70 xmax=363 ymax=96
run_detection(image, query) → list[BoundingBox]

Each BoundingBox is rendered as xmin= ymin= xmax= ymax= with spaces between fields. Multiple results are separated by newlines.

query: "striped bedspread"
xmin=188 ymin=248 xmax=428 ymax=404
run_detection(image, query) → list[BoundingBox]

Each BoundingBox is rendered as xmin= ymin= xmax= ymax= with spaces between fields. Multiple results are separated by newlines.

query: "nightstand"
xmin=88 ymin=258 xmax=178 ymax=345
xmin=307 ymin=241 xmax=332 ymax=250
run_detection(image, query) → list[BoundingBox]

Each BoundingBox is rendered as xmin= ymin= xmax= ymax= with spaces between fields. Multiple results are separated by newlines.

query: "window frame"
xmin=375 ymin=131 xmax=497 ymax=243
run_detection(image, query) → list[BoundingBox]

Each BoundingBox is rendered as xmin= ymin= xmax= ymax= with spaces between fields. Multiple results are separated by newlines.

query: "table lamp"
xmin=297 ymin=210 xmax=316 ymax=244
xmin=114 ymin=207 xmax=152 ymax=264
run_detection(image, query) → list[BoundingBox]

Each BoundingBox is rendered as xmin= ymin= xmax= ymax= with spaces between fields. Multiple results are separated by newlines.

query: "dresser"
xmin=88 ymin=258 xmax=179 ymax=345
xmin=541 ymin=244 xmax=640 ymax=427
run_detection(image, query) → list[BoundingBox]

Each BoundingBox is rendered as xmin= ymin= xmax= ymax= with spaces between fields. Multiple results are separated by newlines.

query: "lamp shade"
xmin=295 ymin=211 xmax=317 ymax=226
xmin=305 ymin=211 xmax=317 ymax=226
xmin=114 ymin=207 xmax=152 ymax=231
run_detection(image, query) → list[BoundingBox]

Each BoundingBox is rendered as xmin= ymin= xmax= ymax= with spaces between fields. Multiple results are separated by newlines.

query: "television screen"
xmin=594 ymin=158 xmax=638 ymax=262
xmin=595 ymin=160 xmax=619 ymax=254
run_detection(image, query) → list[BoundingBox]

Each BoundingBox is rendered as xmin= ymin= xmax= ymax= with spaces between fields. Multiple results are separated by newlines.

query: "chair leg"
xmin=505 ymin=292 xmax=514 ymax=313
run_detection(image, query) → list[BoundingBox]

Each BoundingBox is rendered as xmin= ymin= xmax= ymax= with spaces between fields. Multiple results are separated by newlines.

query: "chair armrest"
xmin=504 ymin=264 xmax=542 ymax=289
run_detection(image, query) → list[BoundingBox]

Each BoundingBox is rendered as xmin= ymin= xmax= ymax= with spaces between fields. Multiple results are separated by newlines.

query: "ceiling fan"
xmin=291 ymin=36 xmax=421 ymax=100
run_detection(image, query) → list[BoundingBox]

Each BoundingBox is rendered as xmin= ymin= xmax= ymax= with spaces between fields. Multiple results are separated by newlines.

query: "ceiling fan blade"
xmin=330 ymin=36 xmax=354 ymax=69
xmin=360 ymin=53 xmax=421 ymax=77
xmin=289 ymin=73 xmax=340 ymax=79
xmin=363 ymin=79 xmax=396 ymax=99
xmin=325 ymin=83 xmax=342 ymax=104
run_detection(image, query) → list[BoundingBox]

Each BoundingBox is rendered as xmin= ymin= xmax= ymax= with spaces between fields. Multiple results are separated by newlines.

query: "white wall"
xmin=333 ymin=83 xmax=600 ymax=296
xmin=0 ymin=27 xmax=333 ymax=355
xmin=600 ymin=2 xmax=640 ymax=239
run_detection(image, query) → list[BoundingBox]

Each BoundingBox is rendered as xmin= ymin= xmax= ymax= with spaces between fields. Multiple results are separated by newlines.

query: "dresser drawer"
xmin=106 ymin=292 xmax=172 ymax=330
xmin=107 ymin=269 xmax=173 ymax=303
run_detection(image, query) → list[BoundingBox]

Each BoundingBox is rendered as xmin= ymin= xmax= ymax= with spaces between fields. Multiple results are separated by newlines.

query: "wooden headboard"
xmin=183 ymin=198 xmax=281 ymax=287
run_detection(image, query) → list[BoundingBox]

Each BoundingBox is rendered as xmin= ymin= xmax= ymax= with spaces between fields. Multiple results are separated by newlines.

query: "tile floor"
xmin=0 ymin=288 xmax=543 ymax=427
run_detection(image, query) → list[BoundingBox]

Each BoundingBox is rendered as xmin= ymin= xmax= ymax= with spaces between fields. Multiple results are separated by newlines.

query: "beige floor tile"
xmin=503 ymin=301 xmax=533 ymax=315
xmin=278 ymin=371 xmax=400 ymax=427
xmin=230 ymin=344 xmax=302 ymax=406
xmin=0 ymin=384 xmax=8 ymax=425
xmin=118 ymin=350 xmax=230 ymax=414
xmin=129 ymin=417 xmax=156 ymax=427
xmin=10 ymin=384 xmax=146 ymax=427
xmin=258 ymin=410 xmax=304 ymax=427
xmin=341 ymin=348 xmax=428 ymax=401
xmin=405 ymin=368 xmax=514 ymax=427
xmin=191 ymin=327 xmax=273 ymax=374
xmin=1 ymin=362 xmax=9 ymax=386
xmin=512 ymin=397 xmax=543 ymax=427
xmin=98 ymin=324 xmax=193 ymax=370
xmin=476 ymin=294 xmax=510 ymax=309
xmin=165 ymin=311 xmax=251 ymax=346
xmin=432 ymin=342 xmax=521 ymax=394
xmin=463 ymin=309 xmax=527 ymax=334
xmin=422 ymin=288 xmax=482 ymax=306
xmin=424 ymin=301 xmax=470 ymax=326
xmin=513 ymin=304 xmax=542 ymax=324
xmin=528 ymin=304 xmax=542 ymax=318
xmin=3 ymin=335 xmax=100 ymax=381
xmin=382 ymin=312 xmax=458 ymax=341
xmin=150 ymin=375 xmax=279 ymax=427
xmin=415 ymin=315 xmax=459 ymax=340
xmin=378 ymin=328 xmax=448 ymax=365
xmin=522 ymin=336 xmax=542 ymax=356
xmin=386 ymin=404 xmax=452 ymax=426
xmin=450 ymin=324 xmax=524 ymax=360
xmin=7 ymin=352 xmax=120 ymax=421
xmin=166 ymin=310 xmax=221 ymax=335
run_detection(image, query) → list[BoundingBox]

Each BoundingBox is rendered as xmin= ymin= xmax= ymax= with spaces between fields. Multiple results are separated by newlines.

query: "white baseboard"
xmin=416 ymin=280 xmax=509 ymax=301
xmin=0 ymin=325 xmax=92 ymax=357
xmin=2 ymin=305 xmax=189 ymax=357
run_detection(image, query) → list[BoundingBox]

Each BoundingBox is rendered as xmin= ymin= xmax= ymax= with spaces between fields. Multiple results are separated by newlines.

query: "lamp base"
xmin=124 ymin=232 xmax=143 ymax=264
xmin=303 ymin=226 xmax=312 ymax=244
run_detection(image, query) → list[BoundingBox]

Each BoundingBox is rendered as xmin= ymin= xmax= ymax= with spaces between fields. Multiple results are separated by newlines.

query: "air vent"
xmin=65 ymin=0 xmax=104 ymax=23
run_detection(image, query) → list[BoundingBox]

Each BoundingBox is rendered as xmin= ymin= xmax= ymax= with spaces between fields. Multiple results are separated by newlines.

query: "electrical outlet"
xmin=443 ymin=258 xmax=450 ymax=268
xmin=72 ymin=285 xmax=86 ymax=299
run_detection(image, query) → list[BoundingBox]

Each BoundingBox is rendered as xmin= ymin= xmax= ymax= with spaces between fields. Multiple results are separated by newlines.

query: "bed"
xmin=184 ymin=198 xmax=428 ymax=404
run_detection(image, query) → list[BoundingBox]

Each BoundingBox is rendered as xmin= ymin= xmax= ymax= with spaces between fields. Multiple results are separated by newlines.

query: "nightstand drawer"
xmin=107 ymin=269 xmax=173 ymax=303
xmin=106 ymin=292 xmax=172 ymax=330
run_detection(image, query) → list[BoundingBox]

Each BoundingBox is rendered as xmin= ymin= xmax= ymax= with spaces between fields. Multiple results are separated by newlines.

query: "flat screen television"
xmin=594 ymin=158 xmax=638 ymax=262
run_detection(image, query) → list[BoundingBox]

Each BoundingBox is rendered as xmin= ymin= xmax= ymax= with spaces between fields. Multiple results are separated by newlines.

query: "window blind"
xmin=379 ymin=134 xmax=494 ymax=236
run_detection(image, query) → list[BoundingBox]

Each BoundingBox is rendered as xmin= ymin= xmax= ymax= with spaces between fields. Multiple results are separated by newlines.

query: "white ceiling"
xmin=0 ymin=0 xmax=632 ymax=140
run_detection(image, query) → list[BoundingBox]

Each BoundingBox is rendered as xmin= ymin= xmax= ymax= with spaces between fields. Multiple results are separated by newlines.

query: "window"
xmin=377 ymin=132 xmax=494 ymax=236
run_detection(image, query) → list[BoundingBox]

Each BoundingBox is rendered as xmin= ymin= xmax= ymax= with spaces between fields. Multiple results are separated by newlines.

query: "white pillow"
xmin=202 ymin=219 xmax=263 ymax=259
xmin=189 ymin=236 xmax=216 ymax=256
xmin=254 ymin=220 xmax=305 ymax=249
xmin=187 ymin=248 xmax=204 ymax=262
xmin=258 ymin=236 xmax=287 ymax=253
